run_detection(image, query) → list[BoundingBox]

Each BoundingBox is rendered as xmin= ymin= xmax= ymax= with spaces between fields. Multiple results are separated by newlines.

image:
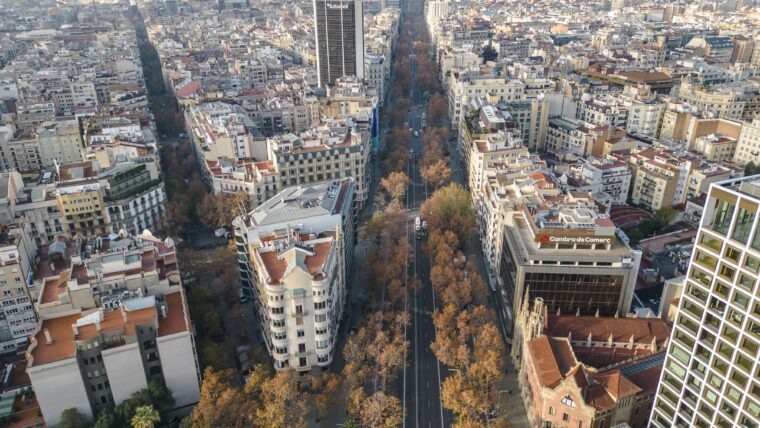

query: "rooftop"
xmin=246 ymin=179 xmax=352 ymax=227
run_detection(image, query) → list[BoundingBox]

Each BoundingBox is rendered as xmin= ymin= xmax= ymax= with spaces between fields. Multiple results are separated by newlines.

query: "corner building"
xmin=233 ymin=179 xmax=356 ymax=371
xmin=651 ymin=175 xmax=760 ymax=428
xmin=500 ymin=192 xmax=641 ymax=344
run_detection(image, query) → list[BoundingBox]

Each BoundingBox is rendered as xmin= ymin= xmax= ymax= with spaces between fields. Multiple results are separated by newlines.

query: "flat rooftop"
xmin=247 ymin=179 xmax=352 ymax=227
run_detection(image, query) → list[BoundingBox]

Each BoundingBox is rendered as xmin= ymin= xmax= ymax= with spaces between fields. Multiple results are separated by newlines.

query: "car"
xmin=409 ymin=127 xmax=413 ymax=132
xmin=414 ymin=131 xmax=419 ymax=137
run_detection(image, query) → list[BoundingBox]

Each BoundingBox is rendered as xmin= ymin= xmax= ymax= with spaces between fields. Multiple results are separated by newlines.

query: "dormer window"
xmin=561 ymin=395 xmax=576 ymax=408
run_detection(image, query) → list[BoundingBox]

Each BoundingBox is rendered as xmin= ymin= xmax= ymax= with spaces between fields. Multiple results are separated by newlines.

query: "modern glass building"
xmin=651 ymin=175 xmax=760 ymax=428
xmin=313 ymin=0 xmax=365 ymax=88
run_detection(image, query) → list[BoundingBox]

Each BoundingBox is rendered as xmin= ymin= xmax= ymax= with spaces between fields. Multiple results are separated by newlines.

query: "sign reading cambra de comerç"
xmin=536 ymin=230 xmax=616 ymax=245
xmin=326 ymin=2 xmax=350 ymax=9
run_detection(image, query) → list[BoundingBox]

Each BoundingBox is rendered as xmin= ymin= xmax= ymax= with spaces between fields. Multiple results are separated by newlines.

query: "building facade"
xmin=313 ymin=0 xmax=365 ymax=87
xmin=651 ymin=175 xmax=760 ymax=428
xmin=233 ymin=179 xmax=356 ymax=371
xmin=26 ymin=232 xmax=200 ymax=426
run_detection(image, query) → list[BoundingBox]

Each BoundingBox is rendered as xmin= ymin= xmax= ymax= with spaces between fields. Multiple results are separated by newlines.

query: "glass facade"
xmin=314 ymin=0 xmax=362 ymax=87
xmin=652 ymin=178 xmax=760 ymax=428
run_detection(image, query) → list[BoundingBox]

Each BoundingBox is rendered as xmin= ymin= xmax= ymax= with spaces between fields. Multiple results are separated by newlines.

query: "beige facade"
xmin=734 ymin=118 xmax=760 ymax=165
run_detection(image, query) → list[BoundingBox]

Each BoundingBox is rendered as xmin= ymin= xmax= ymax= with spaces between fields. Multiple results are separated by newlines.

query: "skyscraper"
xmin=313 ymin=0 xmax=365 ymax=88
xmin=651 ymin=175 xmax=760 ymax=428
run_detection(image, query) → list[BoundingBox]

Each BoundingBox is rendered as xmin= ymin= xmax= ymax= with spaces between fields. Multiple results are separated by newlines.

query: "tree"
xmin=256 ymin=369 xmax=308 ymax=428
xmin=59 ymin=408 xmax=89 ymax=428
xmin=426 ymin=93 xmax=448 ymax=127
xmin=359 ymin=392 xmax=404 ymax=428
xmin=441 ymin=372 xmax=489 ymax=424
xmin=420 ymin=159 xmax=452 ymax=188
xmin=482 ymin=45 xmax=498 ymax=62
xmin=190 ymin=368 xmax=255 ymax=428
xmin=655 ymin=206 xmax=678 ymax=227
xmin=745 ymin=161 xmax=760 ymax=176
xmin=312 ymin=373 xmax=341 ymax=421
xmin=131 ymin=405 xmax=160 ymax=428
xmin=381 ymin=171 xmax=410 ymax=201
xmin=420 ymin=183 xmax=475 ymax=240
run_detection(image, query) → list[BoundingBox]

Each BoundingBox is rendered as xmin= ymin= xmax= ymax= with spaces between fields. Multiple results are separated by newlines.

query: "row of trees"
xmin=341 ymin=199 xmax=411 ymax=426
xmin=423 ymin=172 xmax=508 ymax=428
xmin=408 ymin=7 xmax=511 ymax=426
xmin=186 ymin=365 xmax=338 ymax=428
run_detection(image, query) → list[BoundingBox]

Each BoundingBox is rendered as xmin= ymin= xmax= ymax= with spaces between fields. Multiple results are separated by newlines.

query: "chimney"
xmin=72 ymin=324 xmax=78 ymax=336
xmin=160 ymin=305 xmax=168 ymax=319
xmin=121 ymin=308 xmax=128 ymax=323
xmin=95 ymin=319 xmax=101 ymax=331
xmin=43 ymin=328 xmax=53 ymax=344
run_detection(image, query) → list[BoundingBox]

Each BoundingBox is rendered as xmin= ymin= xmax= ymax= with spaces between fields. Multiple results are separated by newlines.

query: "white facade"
xmin=447 ymin=75 xmax=525 ymax=127
xmin=36 ymin=120 xmax=84 ymax=168
xmin=27 ymin=358 xmax=93 ymax=426
xmin=157 ymin=331 xmax=202 ymax=408
xmin=102 ymin=343 xmax=149 ymax=403
xmin=106 ymin=185 xmax=166 ymax=236
xmin=233 ymin=180 xmax=356 ymax=371
xmin=734 ymin=118 xmax=760 ymax=165
xmin=579 ymin=159 xmax=632 ymax=205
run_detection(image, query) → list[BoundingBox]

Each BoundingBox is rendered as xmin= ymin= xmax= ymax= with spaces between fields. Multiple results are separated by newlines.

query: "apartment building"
xmin=685 ymin=164 xmax=733 ymax=201
xmin=0 ymin=127 xmax=42 ymax=174
xmin=27 ymin=232 xmax=200 ymax=426
xmin=546 ymin=117 xmax=596 ymax=157
xmin=627 ymin=97 xmax=666 ymax=138
xmin=498 ymin=192 xmax=642 ymax=337
xmin=503 ymin=99 xmax=550 ymax=151
xmin=515 ymin=297 xmax=671 ymax=428
xmin=651 ymin=175 xmax=760 ymax=428
xmin=35 ymin=120 xmax=84 ymax=168
xmin=459 ymin=105 xmax=530 ymax=194
xmin=232 ymin=179 xmax=356 ymax=371
xmin=56 ymin=162 xmax=110 ymax=239
xmin=628 ymin=148 xmax=696 ymax=210
xmin=577 ymin=96 xmax=629 ymax=129
xmin=447 ymin=72 xmax=525 ymax=127
xmin=0 ymin=224 xmax=37 ymax=354
xmin=573 ymin=158 xmax=633 ymax=206
xmin=268 ymin=122 xmax=372 ymax=207
xmin=735 ymin=118 xmax=760 ymax=165
xmin=477 ymin=163 xmax=557 ymax=287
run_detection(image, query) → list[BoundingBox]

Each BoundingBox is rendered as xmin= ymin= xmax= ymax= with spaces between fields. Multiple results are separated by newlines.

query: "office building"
xmin=232 ymin=179 xmax=356 ymax=371
xmin=651 ymin=175 xmax=760 ymax=428
xmin=499 ymin=192 xmax=642 ymax=339
xmin=313 ymin=0 xmax=365 ymax=87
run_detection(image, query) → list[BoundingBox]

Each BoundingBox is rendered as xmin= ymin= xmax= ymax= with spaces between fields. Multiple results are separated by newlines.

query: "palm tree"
xmin=131 ymin=405 xmax=160 ymax=428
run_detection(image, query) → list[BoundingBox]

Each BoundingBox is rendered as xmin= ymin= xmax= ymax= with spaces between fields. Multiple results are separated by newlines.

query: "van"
xmin=415 ymin=216 xmax=421 ymax=231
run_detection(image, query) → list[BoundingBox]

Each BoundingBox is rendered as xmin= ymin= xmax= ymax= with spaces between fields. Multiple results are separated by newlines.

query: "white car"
xmin=409 ymin=127 xmax=413 ymax=132
xmin=414 ymin=131 xmax=419 ymax=137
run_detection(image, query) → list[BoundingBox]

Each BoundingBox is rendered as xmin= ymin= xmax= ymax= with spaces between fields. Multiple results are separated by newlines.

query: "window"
xmin=299 ymin=357 xmax=307 ymax=367
xmin=297 ymin=330 xmax=305 ymax=338
xmin=561 ymin=395 xmax=576 ymax=408
xmin=563 ymin=413 xmax=570 ymax=422
xmin=549 ymin=406 xmax=555 ymax=415
xmin=710 ymin=199 xmax=735 ymax=235
xmin=731 ymin=207 xmax=755 ymax=244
